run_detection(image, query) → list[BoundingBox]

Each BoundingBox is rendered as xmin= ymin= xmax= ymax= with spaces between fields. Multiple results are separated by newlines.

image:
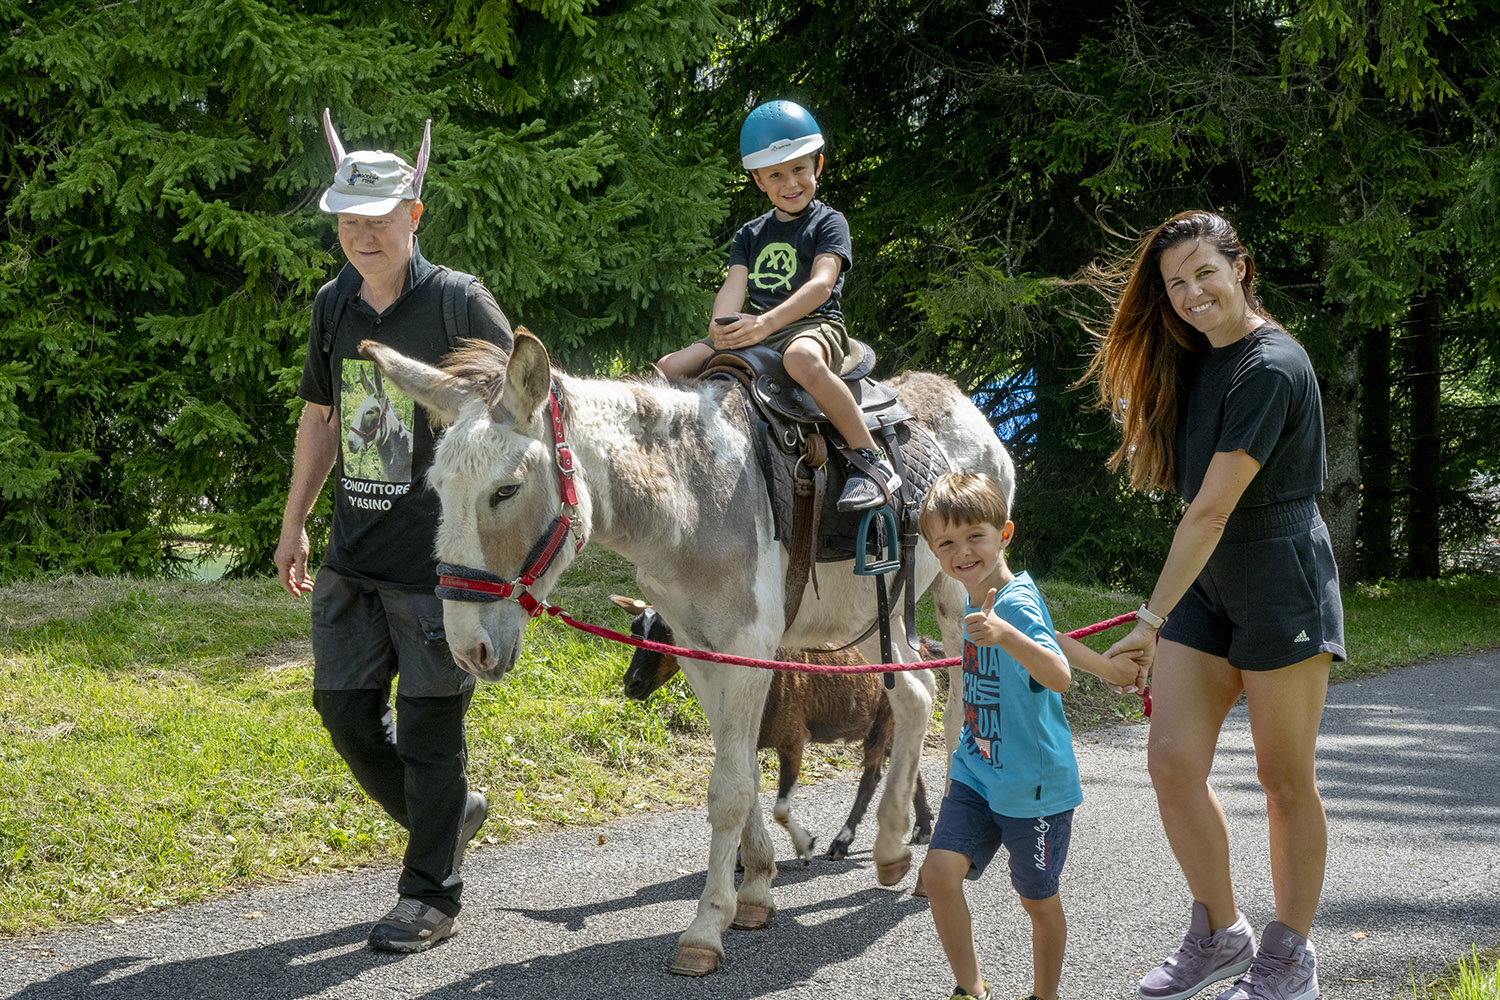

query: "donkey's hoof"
xmin=670 ymin=944 xmax=722 ymax=976
xmin=910 ymin=868 xmax=928 ymax=898
xmin=826 ymin=837 xmax=852 ymax=861
xmin=876 ymin=851 xmax=912 ymax=886
xmin=731 ymin=901 xmax=773 ymax=930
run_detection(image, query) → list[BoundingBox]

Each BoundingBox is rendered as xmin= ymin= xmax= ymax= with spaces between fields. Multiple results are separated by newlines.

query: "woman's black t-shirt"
xmin=1174 ymin=324 xmax=1326 ymax=506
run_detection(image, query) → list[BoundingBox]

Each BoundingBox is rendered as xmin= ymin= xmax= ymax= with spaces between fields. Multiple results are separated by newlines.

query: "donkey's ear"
xmin=609 ymin=594 xmax=649 ymax=613
xmin=359 ymin=340 xmax=471 ymax=426
xmin=495 ymin=328 xmax=551 ymax=426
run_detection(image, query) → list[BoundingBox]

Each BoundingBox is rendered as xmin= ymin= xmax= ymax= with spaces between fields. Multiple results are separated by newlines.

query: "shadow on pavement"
xmin=5 ymin=924 xmax=390 ymax=1000
xmin=416 ymin=884 xmax=930 ymax=998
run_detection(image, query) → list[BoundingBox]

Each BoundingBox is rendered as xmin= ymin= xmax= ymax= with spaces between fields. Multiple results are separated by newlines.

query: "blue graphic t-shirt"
xmin=728 ymin=201 xmax=852 ymax=322
xmin=949 ymin=572 xmax=1084 ymax=818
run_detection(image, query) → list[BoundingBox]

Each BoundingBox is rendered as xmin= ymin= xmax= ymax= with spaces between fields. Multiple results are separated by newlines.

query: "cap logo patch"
xmin=347 ymin=165 xmax=381 ymax=186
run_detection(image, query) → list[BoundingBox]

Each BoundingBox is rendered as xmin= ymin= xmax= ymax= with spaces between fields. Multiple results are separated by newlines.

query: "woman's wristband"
xmin=1135 ymin=603 xmax=1167 ymax=631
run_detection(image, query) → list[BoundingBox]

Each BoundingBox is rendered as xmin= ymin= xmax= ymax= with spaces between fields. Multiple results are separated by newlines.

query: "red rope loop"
xmin=540 ymin=604 xmax=1152 ymax=716
xmin=542 ymin=605 xmax=1140 ymax=673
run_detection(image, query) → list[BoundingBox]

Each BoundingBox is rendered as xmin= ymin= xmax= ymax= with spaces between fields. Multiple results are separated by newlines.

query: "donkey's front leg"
xmin=868 ymin=658 xmax=936 ymax=887
xmin=670 ymin=664 xmax=774 ymax=976
xmin=732 ymin=733 xmax=778 ymax=925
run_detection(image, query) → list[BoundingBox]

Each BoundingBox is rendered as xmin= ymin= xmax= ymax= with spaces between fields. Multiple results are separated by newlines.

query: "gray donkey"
xmin=361 ymin=328 xmax=1013 ymax=977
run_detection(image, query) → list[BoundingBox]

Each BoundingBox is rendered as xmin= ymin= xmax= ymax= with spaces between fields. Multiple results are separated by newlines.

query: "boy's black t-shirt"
xmin=298 ymin=241 xmax=513 ymax=587
xmin=1174 ymin=324 xmax=1326 ymax=506
xmin=728 ymin=200 xmax=852 ymax=322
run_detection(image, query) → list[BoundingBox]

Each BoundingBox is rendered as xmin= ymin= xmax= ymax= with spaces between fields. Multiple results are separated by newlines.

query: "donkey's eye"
xmin=489 ymin=484 xmax=520 ymax=507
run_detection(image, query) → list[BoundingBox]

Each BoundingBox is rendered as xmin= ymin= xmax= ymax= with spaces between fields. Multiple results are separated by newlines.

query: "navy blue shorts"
xmin=1160 ymin=497 xmax=1346 ymax=672
xmin=928 ymin=779 xmax=1073 ymax=900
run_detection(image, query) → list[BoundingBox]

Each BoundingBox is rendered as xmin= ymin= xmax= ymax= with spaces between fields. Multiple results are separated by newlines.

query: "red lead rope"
xmin=536 ymin=604 xmax=1151 ymax=715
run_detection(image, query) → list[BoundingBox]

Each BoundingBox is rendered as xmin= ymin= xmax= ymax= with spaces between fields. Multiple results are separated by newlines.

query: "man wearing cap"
xmin=274 ymin=110 xmax=513 ymax=953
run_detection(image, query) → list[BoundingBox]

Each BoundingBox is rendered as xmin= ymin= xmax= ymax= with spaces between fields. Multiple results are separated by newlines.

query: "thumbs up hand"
xmin=963 ymin=589 xmax=1006 ymax=646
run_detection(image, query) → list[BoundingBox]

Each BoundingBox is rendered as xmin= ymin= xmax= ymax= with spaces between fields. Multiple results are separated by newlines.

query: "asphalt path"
xmin=3 ymin=651 xmax=1497 ymax=1000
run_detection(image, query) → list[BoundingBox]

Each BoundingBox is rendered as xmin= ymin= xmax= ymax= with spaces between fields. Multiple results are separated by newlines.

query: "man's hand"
xmin=274 ymin=526 xmax=315 ymax=598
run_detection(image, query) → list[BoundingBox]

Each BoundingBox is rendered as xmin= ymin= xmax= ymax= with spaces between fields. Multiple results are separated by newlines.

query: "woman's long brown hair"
xmin=1077 ymin=210 xmax=1269 ymax=492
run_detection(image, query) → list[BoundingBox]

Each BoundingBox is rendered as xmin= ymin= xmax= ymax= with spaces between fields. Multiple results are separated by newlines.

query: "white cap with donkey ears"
xmin=318 ymin=108 xmax=432 ymax=217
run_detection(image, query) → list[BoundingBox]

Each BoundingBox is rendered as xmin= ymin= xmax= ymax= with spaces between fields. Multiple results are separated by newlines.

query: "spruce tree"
xmin=0 ymin=0 xmax=731 ymax=579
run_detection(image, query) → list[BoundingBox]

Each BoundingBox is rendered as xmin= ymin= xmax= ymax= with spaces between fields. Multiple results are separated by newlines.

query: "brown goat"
xmin=611 ymin=595 xmax=934 ymax=862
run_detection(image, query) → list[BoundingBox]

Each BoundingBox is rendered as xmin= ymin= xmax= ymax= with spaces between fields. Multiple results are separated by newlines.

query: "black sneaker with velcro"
xmin=837 ymin=447 xmax=901 ymax=512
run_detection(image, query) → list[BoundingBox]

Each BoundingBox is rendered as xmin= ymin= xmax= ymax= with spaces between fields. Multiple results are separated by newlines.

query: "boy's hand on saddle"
xmin=710 ymin=313 xmax=770 ymax=351
xmin=963 ymin=589 xmax=1007 ymax=646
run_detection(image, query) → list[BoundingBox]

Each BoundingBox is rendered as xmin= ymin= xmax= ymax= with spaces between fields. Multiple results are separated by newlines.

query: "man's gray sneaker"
xmin=1217 ymin=921 xmax=1318 ymax=1000
xmin=1139 ymin=901 xmax=1256 ymax=1000
xmin=368 ymin=897 xmax=456 ymax=953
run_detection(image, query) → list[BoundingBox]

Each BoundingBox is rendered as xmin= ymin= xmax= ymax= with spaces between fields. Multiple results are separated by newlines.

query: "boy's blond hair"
xmin=918 ymin=472 xmax=1011 ymax=541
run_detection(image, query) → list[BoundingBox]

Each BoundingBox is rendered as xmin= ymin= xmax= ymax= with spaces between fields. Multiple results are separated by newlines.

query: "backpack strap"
xmin=321 ymin=267 xmax=476 ymax=357
xmin=318 ymin=291 xmax=351 ymax=356
xmin=440 ymin=267 xmax=475 ymax=352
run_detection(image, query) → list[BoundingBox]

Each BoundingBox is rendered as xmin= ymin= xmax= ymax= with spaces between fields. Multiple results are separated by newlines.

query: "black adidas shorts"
xmin=1160 ymin=497 xmax=1346 ymax=671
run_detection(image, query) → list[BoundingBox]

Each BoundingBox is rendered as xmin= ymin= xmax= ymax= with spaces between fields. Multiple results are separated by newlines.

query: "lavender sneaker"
xmin=1217 ymin=922 xmax=1318 ymax=1000
xmin=1139 ymin=902 xmax=1256 ymax=1000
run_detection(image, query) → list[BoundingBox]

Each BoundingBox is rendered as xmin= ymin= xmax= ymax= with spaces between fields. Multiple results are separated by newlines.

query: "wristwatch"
xmin=1136 ymin=603 xmax=1167 ymax=631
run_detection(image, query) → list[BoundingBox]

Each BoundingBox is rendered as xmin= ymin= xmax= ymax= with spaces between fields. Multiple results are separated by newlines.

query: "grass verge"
xmin=1410 ymin=945 xmax=1500 ymax=1000
xmin=0 ymin=560 xmax=1496 ymax=936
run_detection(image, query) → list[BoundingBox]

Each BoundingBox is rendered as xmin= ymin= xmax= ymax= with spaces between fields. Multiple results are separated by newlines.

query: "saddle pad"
xmin=763 ymin=418 xmax=952 ymax=563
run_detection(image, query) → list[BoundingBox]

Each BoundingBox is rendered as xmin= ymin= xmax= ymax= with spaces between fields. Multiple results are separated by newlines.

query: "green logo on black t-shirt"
xmin=749 ymin=242 xmax=797 ymax=291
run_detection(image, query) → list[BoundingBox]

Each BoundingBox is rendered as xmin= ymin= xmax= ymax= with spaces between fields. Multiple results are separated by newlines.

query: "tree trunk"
xmin=1357 ymin=323 xmax=1394 ymax=578
xmin=1405 ymin=296 xmax=1442 ymax=577
xmin=1320 ymin=321 xmax=1360 ymax=584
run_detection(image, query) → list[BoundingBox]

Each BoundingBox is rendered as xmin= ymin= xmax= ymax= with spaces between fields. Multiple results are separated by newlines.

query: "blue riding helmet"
xmin=740 ymin=100 xmax=824 ymax=171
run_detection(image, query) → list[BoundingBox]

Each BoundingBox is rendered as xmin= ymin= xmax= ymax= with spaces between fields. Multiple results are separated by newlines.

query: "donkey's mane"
xmin=438 ymin=336 xmax=578 ymax=416
xmin=437 ymin=333 xmax=746 ymax=427
xmin=438 ymin=338 xmax=510 ymax=409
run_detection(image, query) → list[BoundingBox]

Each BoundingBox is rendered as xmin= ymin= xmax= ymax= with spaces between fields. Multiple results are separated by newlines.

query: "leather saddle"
xmin=702 ymin=340 xmax=949 ymax=642
xmin=702 ymin=341 xmax=912 ymax=456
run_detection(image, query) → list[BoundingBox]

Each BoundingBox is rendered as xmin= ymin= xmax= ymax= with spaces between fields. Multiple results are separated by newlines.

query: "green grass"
xmin=0 ymin=551 xmax=707 ymax=935
xmin=1412 ymin=946 xmax=1500 ymax=1000
xmin=0 ymin=561 xmax=1497 ymax=937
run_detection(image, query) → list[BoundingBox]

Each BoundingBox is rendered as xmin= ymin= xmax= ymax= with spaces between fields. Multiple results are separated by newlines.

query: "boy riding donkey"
xmin=657 ymin=99 xmax=900 ymax=512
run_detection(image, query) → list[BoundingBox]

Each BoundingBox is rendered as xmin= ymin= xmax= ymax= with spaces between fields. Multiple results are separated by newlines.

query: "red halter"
xmin=348 ymin=396 xmax=389 ymax=443
xmin=435 ymin=389 xmax=585 ymax=617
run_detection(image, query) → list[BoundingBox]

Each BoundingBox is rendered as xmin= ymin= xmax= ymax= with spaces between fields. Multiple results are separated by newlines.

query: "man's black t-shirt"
xmin=298 ymin=240 xmax=513 ymax=587
xmin=1174 ymin=324 xmax=1326 ymax=506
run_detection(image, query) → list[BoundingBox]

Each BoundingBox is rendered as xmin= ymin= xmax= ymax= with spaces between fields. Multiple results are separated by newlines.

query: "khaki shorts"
xmin=697 ymin=317 xmax=851 ymax=375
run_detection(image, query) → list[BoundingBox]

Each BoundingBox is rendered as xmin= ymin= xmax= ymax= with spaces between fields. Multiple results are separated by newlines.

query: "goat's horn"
xmin=413 ymin=118 xmax=432 ymax=196
xmin=322 ymin=107 xmax=346 ymax=165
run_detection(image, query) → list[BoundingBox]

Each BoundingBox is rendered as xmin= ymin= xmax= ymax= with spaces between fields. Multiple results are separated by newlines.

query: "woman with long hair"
xmin=1082 ymin=210 xmax=1343 ymax=1000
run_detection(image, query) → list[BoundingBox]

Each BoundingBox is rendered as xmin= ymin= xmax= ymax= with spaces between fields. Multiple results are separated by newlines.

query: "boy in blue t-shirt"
xmin=656 ymin=99 xmax=899 ymax=511
xmin=917 ymin=472 xmax=1135 ymax=1000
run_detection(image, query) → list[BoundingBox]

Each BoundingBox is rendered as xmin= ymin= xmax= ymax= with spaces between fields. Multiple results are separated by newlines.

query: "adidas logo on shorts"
xmin=1293 ymin=629 xmax=1311 ymax=643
